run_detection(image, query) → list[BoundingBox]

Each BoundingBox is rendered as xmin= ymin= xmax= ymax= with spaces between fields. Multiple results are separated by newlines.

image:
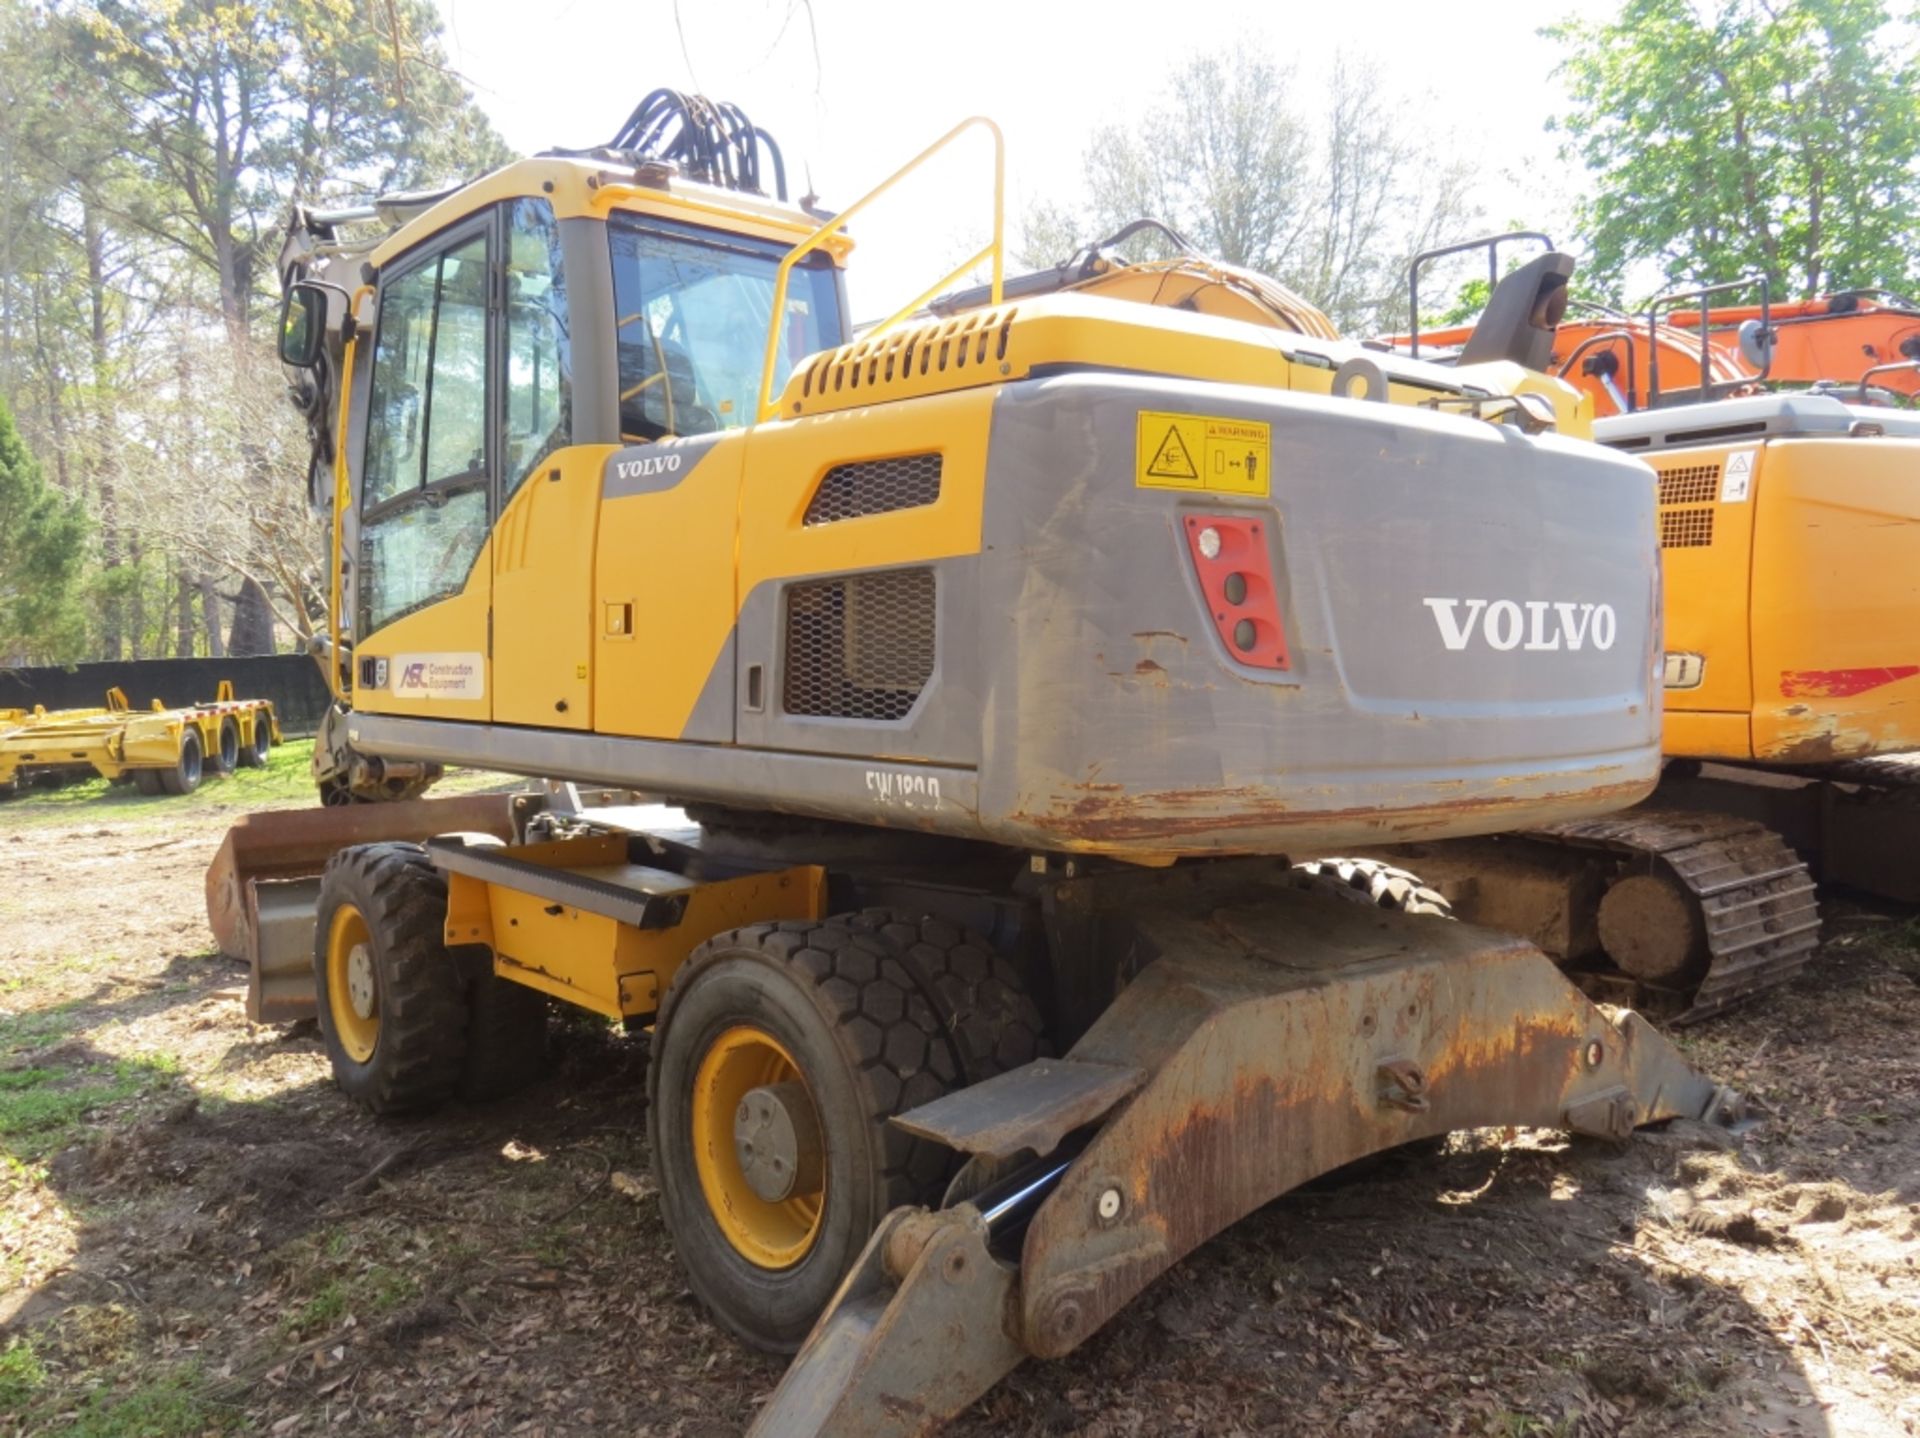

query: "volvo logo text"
xmin=1422 ymin=597 xmax=1618 ymax=652
xmin=615 ymin=454 xmax=681 ymax=480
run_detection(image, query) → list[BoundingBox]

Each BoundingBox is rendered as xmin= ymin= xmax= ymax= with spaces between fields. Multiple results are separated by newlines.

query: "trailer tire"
xmin=157 ymin=729 xmax=203 ymax=796
xmin=132 ymin=769 xmax=163 ymax=796
xmin=313 ymin=842 xmax=469 ymax=1114
xmin=240 ymin=713 xmax=272 ymax=768
xmin=1291 ymin=857 xmax=1452 ymax=918
xmin=649 ymin=918 xmax=960 ymax=1354
xmin=848 ymin=910 xmax=1049 ymax=1083
xmin=211 ymin=717 xmax=240 ymax=774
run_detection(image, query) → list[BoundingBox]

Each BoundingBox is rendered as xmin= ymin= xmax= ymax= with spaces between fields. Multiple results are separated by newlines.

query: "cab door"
xmin=491 ymin=197 xmax=596 ymax=729
xmin=352 ymin=218 xmax=495 ymax=723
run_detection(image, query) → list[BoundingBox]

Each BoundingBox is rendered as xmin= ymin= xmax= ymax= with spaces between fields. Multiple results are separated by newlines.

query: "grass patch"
xmin=0 ymin=1054 xmax=183 ymax=1162
xmin=0 ymin=1337 xmax=45 ymax=1413
xmin=59 ymin=1366 xmax=228 ymax=1438
xmin=285 ymin=1279 xmax=349 ymax=1337
xmin=0 ymin=999 xmax=84 ymax=1059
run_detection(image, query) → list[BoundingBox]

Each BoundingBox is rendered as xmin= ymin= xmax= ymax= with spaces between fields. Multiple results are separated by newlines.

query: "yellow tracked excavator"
xmin=207 ymin=93 xmax=1740 ymax=1434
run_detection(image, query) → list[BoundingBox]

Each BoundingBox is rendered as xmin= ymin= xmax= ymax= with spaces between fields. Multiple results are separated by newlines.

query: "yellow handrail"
xmin=757 ymin=116 xmax=1005 ymax=422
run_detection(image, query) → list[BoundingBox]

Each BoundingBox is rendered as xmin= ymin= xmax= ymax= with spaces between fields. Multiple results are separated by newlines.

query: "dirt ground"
xmin=2 ymin=769 xmax=1917 ymax=1436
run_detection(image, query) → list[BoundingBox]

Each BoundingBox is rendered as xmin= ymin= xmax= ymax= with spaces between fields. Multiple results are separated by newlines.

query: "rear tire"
xmin=848 ymin=909 xmax=1049 ymax=1083
xmin=240 ymin=713 xmax=272 ymax=768
xmin=312 ymin=843 xmax=468 ymax=1114
xmin=1291 ymin=857 xmax=1452 ymax=917
xmin=649 ymin=918 xmax=960 ymax=1353
xmin=211 ymin=717 xmax=240 ymax=774
xmin=157 ymin=730 xmax=203 ymax=796
xmin=459 ymin=962 xmax=549 ymax=1103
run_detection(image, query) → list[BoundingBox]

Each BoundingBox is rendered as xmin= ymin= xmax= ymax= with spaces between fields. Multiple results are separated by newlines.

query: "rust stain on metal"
xmin=1020 ymin=776 xmax=1655 ymax=846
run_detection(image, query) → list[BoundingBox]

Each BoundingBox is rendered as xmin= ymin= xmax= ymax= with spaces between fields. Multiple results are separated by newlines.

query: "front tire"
xmin=648 ymin=919 xmax=960 ymax=1353
xmin=312 ymin=843 xmax=468 ymax=1114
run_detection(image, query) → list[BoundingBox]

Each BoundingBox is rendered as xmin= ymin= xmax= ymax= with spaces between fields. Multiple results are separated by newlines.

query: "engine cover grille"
xmin=803 ymin=454 xmax=943 ymax=526
xmin=783 ymin=569 xmax=936 ymax=721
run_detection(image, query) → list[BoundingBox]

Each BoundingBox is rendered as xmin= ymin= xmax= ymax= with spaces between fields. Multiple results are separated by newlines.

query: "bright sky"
xmin=433 ymin=0 xmax=1616 ymax=325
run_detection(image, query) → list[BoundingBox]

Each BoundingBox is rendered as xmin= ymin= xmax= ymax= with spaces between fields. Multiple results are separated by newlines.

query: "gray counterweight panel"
xmin=969 ymin=373 xmax=1663 ymax=850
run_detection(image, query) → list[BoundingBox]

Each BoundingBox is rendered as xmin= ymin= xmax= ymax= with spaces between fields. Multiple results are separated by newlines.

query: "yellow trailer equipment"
xmin=0 ymin=683 xmax=280 ymax=797
xmin=220 ymin=91 xmax=1738 ymax=1435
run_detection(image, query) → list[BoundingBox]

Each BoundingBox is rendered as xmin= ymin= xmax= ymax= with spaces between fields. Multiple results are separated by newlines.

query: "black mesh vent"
xmin=802 ymin=454 xmax=943 ymax=526
xmin=783 ymin=569 xmax=935 ymax=721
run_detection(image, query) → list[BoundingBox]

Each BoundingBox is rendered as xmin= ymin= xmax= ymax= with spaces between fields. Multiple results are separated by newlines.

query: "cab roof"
xmin=366 ymin=154 xmax=853 ymax=271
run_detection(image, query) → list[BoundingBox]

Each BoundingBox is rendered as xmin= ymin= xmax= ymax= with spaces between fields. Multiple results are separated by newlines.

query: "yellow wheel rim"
xmin=325 ymin=902 xmax=380 ymax=1064
xmin=691 ymin=1026 xmax=826 ymax=1270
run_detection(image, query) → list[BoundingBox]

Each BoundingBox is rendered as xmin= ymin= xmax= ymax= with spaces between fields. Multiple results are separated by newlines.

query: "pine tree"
xmin=0 ymin=393 xmax=87 ymax=663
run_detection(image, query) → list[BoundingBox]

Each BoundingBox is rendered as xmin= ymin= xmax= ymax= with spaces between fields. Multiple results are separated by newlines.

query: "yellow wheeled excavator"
xmin=210 ymin=92 xmax=1738 ymax=1435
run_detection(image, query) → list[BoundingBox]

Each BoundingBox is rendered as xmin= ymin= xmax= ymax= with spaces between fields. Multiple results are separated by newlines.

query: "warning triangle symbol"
xmin=1727 ymin=450 xmax=1752 ymax=474
xmin=1147 ymin=424 xmax=1199 ymax=480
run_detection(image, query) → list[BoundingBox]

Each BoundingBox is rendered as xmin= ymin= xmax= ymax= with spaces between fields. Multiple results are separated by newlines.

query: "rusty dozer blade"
xmin=750 ymin=888 xmax=1741 ymax=1438
xmin=206 ymin=794 xmax=518 ymax=1022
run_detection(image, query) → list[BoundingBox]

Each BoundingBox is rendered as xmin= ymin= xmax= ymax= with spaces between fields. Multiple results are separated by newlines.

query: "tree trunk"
xmin=226 ymin=576 xmax=274 ymax=655
xmin=85 ymin=203 xmax=124 ymax=661
xmin=200 ymin=577 xmax=226 ymax=659
xmin=176 ymin=568 xmax=195 ymax=657
xmin=127 ymin=535 xmax=145 ymax=658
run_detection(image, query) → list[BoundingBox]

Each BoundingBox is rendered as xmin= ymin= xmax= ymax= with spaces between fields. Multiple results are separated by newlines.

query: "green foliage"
xmin=59 ymin=1366 xmax=227 ymax=1438
xmin=0 ymin=394 xmax=87 ymax=663
xmin=0 ymin=1337 xmax=46 ymax=1413
xmin=68 ymin=0 xmax=513 ymax=335
xmin=0 ymin=0 xmax=511 ymax=665
xmin=1549 ymin=0 xmax=1920 ymax=299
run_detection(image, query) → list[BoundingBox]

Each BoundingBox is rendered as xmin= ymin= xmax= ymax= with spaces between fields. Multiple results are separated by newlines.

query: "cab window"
xmin=503 ymin=198 xmax=571 ymax=499
xmin=359 ymin=227 xmax=491 ymax=635
xmin=609 ymin=216 xmax=844 ymax=442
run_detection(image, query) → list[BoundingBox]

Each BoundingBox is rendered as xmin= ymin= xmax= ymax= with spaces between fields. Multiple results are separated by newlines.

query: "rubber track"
xmin=1529 ymin=808 xmax=1821 ymax=1024
xmin=1820 ymin=754 xmax=1920 ymax=791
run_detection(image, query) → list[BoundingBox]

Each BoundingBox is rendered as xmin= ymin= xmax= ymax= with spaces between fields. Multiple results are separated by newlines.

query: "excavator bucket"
xmin=749 ymin=889 xmax=1740 ymax=1437
xmin=206 ymin=794 xmax=519 ymax=1021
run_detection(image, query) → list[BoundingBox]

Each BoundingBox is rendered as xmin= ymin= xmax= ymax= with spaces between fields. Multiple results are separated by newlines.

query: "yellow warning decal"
xmin=1136 ymin=411 xmax=1271 ymax=496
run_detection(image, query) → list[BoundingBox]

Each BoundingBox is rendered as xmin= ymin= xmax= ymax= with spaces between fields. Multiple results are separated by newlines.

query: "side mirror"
xmin=278 ymin=281 xmax=328 ymax=368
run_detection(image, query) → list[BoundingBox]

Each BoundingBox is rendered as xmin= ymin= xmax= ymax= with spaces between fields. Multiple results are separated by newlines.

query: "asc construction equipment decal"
xmin=391 ymin=652 xmax=485 ymax=700
xmin=1136 ymin=411 xmax=1272 ymax=496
